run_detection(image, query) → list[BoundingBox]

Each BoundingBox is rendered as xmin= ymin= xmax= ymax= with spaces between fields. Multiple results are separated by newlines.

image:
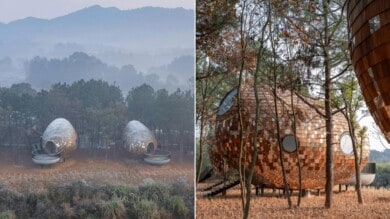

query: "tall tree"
xmin=278 ymin=0 xmax=350 ymax=208
xmin=334 ymin=74 xmax=366 ymax=204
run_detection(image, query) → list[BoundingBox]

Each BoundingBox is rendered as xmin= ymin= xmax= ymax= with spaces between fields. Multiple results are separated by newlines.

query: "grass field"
xmin=197 ymin=184 xmax=390 ymax=218
xmin=0 ymin=147 xmax=194 ymax=218
xmin=0 ymin=147 xmax=193 ymax=192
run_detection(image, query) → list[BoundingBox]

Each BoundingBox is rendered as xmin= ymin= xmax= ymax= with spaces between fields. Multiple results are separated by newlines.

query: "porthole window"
xmin=340 ymin=132 xmax=353 ymax=155
xmin=217 ymin=88 xmax=237 ymax=116
xmin=369 ymin=15 xmax=380 ymax=34
xmin=282 ymin=134 xmax=297 ymax=153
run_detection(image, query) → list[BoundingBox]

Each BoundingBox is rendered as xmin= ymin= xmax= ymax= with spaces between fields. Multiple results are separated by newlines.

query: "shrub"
xmin=72 ymin=199 xmax=100 ymax=218
xmin=136 ymin=199 xmax=158 ymax=219
xmin=171 ymin=176 xmax=189 ymax=196
xmin=61 ymin=202 xmax=74 ymax=219
xmin=0 ymin=189 xmax=20 ymax=211
xmin=138 ymin=183 xmax=169 ymax=206
xmin=100 ymin=196 xmax=126 ymax=219
xmin=46 ymin=185 xmax=73 ymax=205
xmin=106 ymin=184 xmax=137 ymax=199
xmin=0 ymin=211 xmax=16 ymax=219
xmin=0 ymin=181 xmax=193 ymax=219
xmin=167 ymin=196 xmax=189 ymax=219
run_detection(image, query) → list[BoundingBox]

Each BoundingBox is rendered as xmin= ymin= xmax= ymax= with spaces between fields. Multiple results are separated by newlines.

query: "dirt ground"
xmin=0 ymin=147 xmax=194 ymax=192
xmin=197 ymin=183 xmax=390 ymax=218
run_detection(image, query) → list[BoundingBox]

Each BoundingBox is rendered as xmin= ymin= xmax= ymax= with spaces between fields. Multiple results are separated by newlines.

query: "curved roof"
xmin=42 ymin=118 xmax=77 ymax=155
xmin=123 ymin=120 xmax=157 ymax=153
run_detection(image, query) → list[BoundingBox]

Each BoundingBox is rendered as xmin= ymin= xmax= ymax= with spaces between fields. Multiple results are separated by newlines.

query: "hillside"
xmin=0 ymin=6 xmax=193 ymax=49
xmin=0 ymin=5 xmax=194 ymax=90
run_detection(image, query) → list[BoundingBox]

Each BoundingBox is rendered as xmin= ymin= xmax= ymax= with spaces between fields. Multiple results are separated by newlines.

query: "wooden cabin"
xmin=123 ymin=120 xmax=157 ymax=154
xmin=33 ymin=118 xmax=77 ymax=165
xmin=347 ymin=0 xmax=390 ymax=141
xmin=210 ymin=83 xmax=370 ymax=189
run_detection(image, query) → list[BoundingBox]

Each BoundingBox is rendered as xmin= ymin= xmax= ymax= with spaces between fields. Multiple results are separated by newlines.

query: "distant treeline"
xmin=369 ymin=149 xmax=390 ymax=163
xmin=0 ymin=80 xmax=193 ymax=149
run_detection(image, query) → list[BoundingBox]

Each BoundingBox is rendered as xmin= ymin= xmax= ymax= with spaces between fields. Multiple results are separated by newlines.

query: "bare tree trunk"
xmin=323 ymin=0 xmax=334 ymax=209
xmin=270 ymin=39 xmax=292 ymax=209
xmin=324 ymin=53 xmax=334 ymax=209
xmin=237 ymin=0 xmax=249 ymax=212
xmin=243 ymin=2 xmax=271 ymax=217
xmin=196 ymin=58 xmax=213 ymax=184
xmin=344 ymin=110 xmax=363 ymax=204
xmin=343 ymin=99 xmax=363 ymax=204
xmin=359 ymin=137 xmax=363 ymax=165
xmin=291 ymin=88 xmax=302 ymax=206
xmin=273 ymin=85 xmax=292 ymax=208
xmin=196 ymin=104 xmax=206 ymax=183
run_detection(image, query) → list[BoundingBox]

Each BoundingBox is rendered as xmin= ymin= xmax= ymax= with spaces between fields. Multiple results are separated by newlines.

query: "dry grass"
xmin=196 ymin=186 xmax=390 ymax=218
xmin=0 ymin=148 xmax=194 ymax=218
xmin=0 ymin=148 xmax=193 ymax=192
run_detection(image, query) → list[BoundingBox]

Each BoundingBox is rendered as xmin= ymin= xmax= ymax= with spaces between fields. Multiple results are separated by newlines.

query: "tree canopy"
xmin=0 ymin=80 xmax=193 ymax=150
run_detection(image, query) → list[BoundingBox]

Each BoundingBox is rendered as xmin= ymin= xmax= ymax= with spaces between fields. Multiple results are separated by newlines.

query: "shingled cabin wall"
xmin=347 ymin=0 xmax=390 ymax=141
xmin=210 ymin=83 xmax=370 ymax=190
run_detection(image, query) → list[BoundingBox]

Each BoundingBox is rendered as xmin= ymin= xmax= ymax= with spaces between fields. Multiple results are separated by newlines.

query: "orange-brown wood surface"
xmin=211 ymin=83 xmax=369 ymax=189
xmin=348 ymin=0 xmax=390 ymax=141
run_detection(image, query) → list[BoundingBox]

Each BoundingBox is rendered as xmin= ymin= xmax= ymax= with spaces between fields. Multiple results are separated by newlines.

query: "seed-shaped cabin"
xmin=210 ymin=83 xmax=370 ymax=189
xmin=123 ymin=120 xmax=157 ymax=154
xmin=347 ymin=0 xmax=390 ymax=141
xmin=33 ymin=118 xmax=77 ymax=165
xmin=42 ymin=118 xmax=78 ymax=157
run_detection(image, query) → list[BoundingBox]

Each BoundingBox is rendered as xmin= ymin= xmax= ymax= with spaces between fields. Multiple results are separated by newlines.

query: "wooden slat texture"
xmin=210 ymin=84 xmax=369 ymax=189
xmin=348 ymin=0 xmax=390 ymax=141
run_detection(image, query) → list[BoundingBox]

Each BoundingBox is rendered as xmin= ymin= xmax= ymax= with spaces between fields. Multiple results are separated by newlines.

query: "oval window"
xmin=217 ymin=89 xmax=237 ymax=116
xmin=340 ymin=132 xmax=353 ymax=155
xmin=282 ymin=135 xmax=297 ymax=152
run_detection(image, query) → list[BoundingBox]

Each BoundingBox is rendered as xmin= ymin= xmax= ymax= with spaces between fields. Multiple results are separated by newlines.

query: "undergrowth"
xmin=0 ymin=179 xmax=193 ymax=219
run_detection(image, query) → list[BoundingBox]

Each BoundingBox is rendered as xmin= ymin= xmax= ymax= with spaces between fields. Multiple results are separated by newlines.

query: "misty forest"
xmin=0 ymin=81 xmax=194 ymax=156
xmin=0 ymin=6 xmax=194 ymax=92
xmin=0 ymin=4 xmax=195 ymax=160
xmin=0 ymin=5 xmax=195 ymax=219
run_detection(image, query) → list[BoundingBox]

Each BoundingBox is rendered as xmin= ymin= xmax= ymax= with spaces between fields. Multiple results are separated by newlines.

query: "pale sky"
xmin=0 ymin=0 xmax=194 ymax=23
xmin=359 ymin=115 xmax=390 ymax=152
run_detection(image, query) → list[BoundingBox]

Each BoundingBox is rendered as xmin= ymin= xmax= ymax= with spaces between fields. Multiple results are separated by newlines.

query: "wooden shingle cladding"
xmin=348 ymin=0 xmax=390 ymax=141
xmin=210 ymin=83 xmax=370 ymax=189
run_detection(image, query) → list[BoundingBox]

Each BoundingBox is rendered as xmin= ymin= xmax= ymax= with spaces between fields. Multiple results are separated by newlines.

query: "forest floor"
xmin=197 ymin=181 xmax=390 ymax=218
xmin=0 ymin=147 xmax=193 ymax=192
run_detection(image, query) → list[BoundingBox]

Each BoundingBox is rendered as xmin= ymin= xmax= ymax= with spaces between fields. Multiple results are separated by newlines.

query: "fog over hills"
xmin=0 ymin=5 xmax=194 ymax=92
xmin=25 ymin=52 xmax=192 ymax=92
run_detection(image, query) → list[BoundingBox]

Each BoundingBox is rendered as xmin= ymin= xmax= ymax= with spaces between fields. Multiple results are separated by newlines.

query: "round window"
xmin=282 ymin=135 xmax=297 ymax=152
xmin=217 ymin=89 xmax=237 ymax=116
xmin=340 ymin=132 xmax=353 ymax=155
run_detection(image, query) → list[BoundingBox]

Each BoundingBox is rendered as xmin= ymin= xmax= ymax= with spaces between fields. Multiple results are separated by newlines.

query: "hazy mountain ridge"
xmin=1 ymin=5 xmax=193 ymax=47
xmin=0 ymin=5 xmax=194 ymax=91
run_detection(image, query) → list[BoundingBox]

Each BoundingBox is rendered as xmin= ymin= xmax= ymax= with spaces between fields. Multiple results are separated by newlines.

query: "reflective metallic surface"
xmin=42 ymin=118 xmax=77 ymax=157
xmin=123 ymin=120 xmax=157 ymax=154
